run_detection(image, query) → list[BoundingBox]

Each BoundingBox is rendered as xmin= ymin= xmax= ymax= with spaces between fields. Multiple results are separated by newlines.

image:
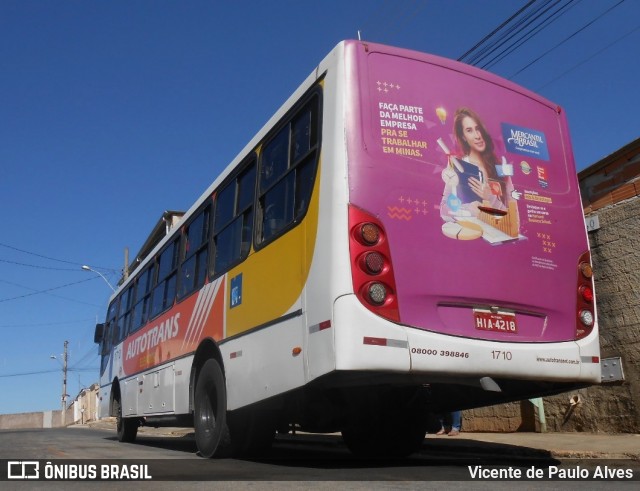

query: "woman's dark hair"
xmin=453 ymin=107 xmax=499 ymax=181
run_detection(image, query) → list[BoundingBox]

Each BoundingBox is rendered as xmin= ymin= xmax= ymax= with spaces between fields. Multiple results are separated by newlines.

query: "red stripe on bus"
xmin=363 ymin=336 xmax=387 ymax=346
xmin=319 ymin=320 xmax=332 ymax=331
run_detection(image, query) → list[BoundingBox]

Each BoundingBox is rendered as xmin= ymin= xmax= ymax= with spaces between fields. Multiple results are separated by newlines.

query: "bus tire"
xmin=194 ymin=359 xmax=232 ymax=458
xmin=115 ymin=397 xmax=138 ymax=443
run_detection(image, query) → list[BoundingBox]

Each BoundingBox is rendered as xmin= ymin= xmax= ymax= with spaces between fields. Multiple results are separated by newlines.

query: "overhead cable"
xmin=508 ymin=0 xmax=627 ymax=78
xmin=458 ymin=0 xmax=539 ymax=63
xmin=482 ymin=0 xmax=579 ymax=70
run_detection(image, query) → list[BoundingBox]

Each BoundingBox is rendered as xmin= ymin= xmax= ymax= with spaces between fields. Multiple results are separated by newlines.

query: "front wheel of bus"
xmin=115 ymin=398 xmax=138 ymax=443
xmin=194 ymin=359 xmax=232 ymax=458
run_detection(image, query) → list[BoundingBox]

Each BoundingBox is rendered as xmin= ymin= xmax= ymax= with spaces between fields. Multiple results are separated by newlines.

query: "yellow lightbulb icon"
xmin=436 ymin=106 xmax=447 ymax=125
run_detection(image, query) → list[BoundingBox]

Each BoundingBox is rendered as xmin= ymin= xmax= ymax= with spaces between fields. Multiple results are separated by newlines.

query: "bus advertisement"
xmin=94 ymin=41 xmax=599 ymax=459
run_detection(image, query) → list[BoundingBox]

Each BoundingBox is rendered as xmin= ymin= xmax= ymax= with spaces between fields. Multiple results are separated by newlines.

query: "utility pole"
xmin=61 ymin=340 xmax=68 ymax=426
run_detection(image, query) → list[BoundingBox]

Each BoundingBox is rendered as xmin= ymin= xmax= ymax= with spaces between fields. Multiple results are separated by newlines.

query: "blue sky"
xmin=1 ymin=0 xmax=638 ymax=415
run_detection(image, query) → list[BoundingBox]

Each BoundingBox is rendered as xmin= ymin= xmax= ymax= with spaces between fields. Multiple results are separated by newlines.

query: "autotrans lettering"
xmin=501 ymin=123 xmax=549 ymax=161
xmin=125 ymin=313 xmax=181 ymax=361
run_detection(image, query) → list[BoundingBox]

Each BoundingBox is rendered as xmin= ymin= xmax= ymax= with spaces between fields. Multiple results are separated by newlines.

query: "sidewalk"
xmin=80 ymin=419 xmax=639 ymax=460
xmin=424 ymin=431 xmax=640 ymax=460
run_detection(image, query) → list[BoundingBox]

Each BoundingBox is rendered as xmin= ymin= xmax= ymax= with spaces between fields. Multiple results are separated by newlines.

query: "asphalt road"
xmin=0 ymin=426 xmax=638 ymax=488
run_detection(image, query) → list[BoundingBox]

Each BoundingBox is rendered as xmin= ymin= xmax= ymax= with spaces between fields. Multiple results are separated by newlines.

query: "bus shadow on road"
xmin=103 ymin=431 xmax=199 ymax=455
xmin=105 ymin=431 xmax=559 ymax=470
xmin=251 ymin=433 xmax=560 ymax=470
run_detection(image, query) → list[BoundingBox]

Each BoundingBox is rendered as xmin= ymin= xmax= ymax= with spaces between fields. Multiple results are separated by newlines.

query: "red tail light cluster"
xmin=349 ymin=205 xmax=400 ymax=322
xmin=576 ymin=250 xmax=595 ymax=340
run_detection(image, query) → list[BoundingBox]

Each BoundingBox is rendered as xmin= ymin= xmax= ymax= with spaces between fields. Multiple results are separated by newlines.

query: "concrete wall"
xmin=0 ymin=411 xmax=60 ymax=429
xmin=0 ymin=385 xmax=97 ymax=430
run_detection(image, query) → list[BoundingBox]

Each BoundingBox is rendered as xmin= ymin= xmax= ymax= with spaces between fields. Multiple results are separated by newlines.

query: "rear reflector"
xmin=363 ymin=336 xmax=408 ymax=349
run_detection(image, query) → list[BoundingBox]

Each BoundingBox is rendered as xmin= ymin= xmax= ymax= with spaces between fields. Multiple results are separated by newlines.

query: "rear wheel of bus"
xmin=114 ymin=397 xmax=138 ymax=443
xmin=194 ymin=359 xmax=232 ymax=458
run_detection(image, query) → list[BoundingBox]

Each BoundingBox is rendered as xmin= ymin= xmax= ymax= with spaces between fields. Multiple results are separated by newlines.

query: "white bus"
xmin=95 ymin=40 xmax=599 ymax=458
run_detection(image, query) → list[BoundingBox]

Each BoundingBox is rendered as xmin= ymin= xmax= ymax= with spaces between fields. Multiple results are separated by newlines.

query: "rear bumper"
xmin=333 ymin=295 xmax=601 ymax=385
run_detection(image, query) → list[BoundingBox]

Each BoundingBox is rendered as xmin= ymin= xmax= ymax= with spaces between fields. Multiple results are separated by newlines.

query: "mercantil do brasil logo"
xmin=501 ymin=123 xmax=549 ymax=161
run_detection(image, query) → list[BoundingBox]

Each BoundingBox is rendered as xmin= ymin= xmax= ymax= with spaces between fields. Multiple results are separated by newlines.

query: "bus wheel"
xmin=194 ymin=359 xmax=231 ymax=458
xmin=115 ymin=398 xmax=138 ymax=443
xmin=342 ymin=413 xmax=427 ymax=459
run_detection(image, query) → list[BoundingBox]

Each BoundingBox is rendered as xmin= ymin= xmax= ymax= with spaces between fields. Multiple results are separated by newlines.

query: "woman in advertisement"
xmin=440 ymin=107 xmax=521 ymax=241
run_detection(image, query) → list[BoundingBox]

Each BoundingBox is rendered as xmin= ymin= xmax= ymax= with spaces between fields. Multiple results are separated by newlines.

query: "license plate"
xmin=474 ymin=309 xmax=518 ymax=333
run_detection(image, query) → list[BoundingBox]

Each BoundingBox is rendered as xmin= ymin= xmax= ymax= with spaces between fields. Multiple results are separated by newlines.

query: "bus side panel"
xmin=98 ymin=384 xmax=111 ymax=419
xmin=334 ymin=295 xmax=410 ymax=372
xmin=122 ymin=376 xmax=139 ymax=416
xmin=303 ymin=49 xmax=350 ymax=383
xmin=140 ymin=365 xmax=175 ymax=415
xmin=222 ymin=315 xmax=305 ymax=411
xmin=222 ymin=145 xmax=323 ymax=411
xmin=174 ymin=356 xmax=193 ymax=415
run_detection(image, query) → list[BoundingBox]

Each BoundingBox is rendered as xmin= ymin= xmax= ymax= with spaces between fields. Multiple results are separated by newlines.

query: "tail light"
xmin=576 ymin=250 xmax=596 ymax=340
xmin=349 ymin=205 xmax=400 ymax=322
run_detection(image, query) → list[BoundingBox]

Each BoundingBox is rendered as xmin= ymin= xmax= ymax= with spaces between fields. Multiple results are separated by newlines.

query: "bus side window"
xmin=257 ymin=94 xmax=319 ymax=244
xmin=213 ymin=159 xmax=256 ymax=275
xmin=100 ymin=297 xmax=119 ymax=375
xmin=131 ymin=264 xmax=155 ymax=333
xmin=180 ymin=204 xmax=211 ymax=298
xmin=260 ymin=127 xmax=288 ymax=191
xmin=151 ymin=238 xmax=179 ymax=318
xmin=260 ymin=173 xmax=294 ymax=241
xmin=99 ymin=322 xmax=111 ymax=375
xmin=116 ymin=286 xmax=133 ymax=343
xmin=292 ymin=108 xmax=312 ymax=161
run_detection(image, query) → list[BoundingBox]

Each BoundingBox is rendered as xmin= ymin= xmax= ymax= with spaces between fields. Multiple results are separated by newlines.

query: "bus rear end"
xmin=336 ymin=41 xmax=599 ymax=413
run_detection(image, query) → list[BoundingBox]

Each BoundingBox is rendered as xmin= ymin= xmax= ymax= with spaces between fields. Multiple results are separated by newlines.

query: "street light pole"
xmin=81 ymin=265 xmax=116 ymax=292
xmin=51 ymin=340 xmax=69 ymax=426
xmin=62 ymin=340 xmax=68 ymax=426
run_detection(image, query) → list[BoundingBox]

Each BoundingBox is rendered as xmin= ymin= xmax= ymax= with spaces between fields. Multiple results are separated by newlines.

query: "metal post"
xmin=529 ymin=397 xmax=547 ymax=433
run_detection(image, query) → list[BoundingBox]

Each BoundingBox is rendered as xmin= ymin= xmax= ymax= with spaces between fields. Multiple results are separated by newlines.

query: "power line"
xmin=70 ymin=348 xmax=99 ymax=370
xmin=0 ymin=241 xmax=118 ymax=273
xmin=69 ymin=367 xmax=98 ymax=373
xmin=0 ymin=278 xmax=104 ymax=307
xmin=0 ymin=277 xmax=97 ymax=304
xmin=508 ymin=0 xmax=627 ymax=78
xmin=0 ymin=369 xmax=58 ymax=378
xmin=536 ymin=23 xmax=640 ymax=90
xmin=358 ymin=0 xmax=399 ymax=40
xmin=482 ymin=0 xmax=579 ymax=70
xmin=381 ymin=0 xmax=429 ymax=41
xmin=458 ymin=0 xmax=538 ymax=62
xmin=470 ymin=0 xmax=566 ymax=68
xmin=0 ymin=317 xmax=95 ymax=329
xmin=0 ymin=258 xmax=82 ymax=271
